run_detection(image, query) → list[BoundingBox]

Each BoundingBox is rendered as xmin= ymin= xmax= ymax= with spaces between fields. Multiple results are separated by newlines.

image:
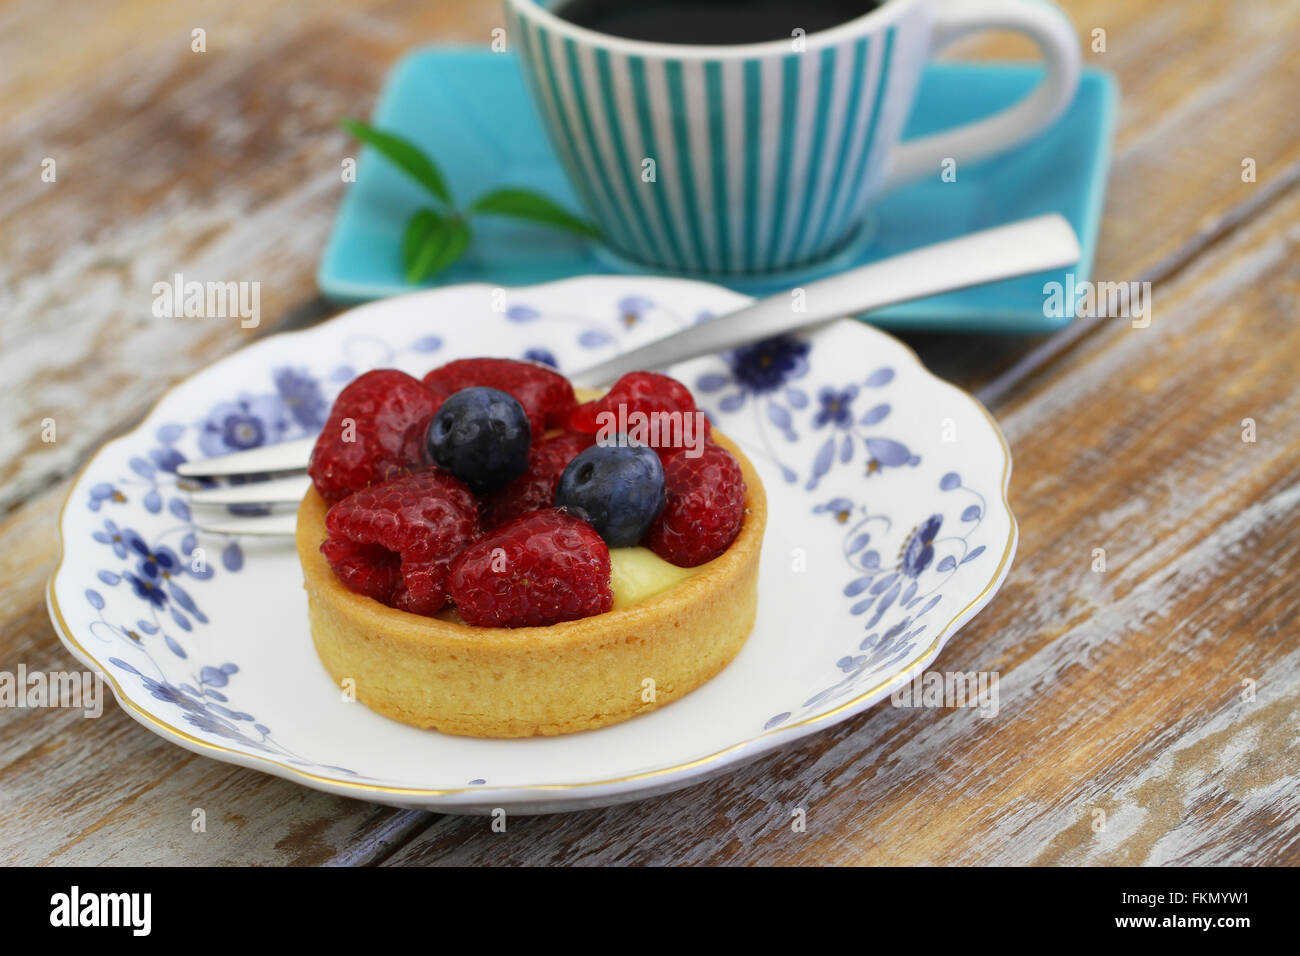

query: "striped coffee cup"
xmin=506 ymin=0 xmax=1081 ymax=276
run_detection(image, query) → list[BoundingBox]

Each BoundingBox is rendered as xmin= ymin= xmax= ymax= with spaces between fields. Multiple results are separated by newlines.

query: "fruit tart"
xmin=295 ymin=358 xmax=765 ymax=738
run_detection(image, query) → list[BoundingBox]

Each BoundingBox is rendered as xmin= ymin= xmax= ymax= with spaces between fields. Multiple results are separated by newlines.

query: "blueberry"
xmin=555 ymin=441 xmax=665 ymax=547
xmin=426 ymin=387 xmax=531 ymax=493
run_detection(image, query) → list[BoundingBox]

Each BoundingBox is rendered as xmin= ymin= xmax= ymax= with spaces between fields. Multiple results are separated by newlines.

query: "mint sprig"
xmin=471 ymin=188 xmax=602 ymax=240
xmin=341 ymin=118 xmax=602 ymax=283
xmin=342 ymin=119 xmax=452 ymax=206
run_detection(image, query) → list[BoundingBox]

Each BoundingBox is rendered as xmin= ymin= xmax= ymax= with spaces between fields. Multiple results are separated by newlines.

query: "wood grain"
xmin=0 ymin=0 xmax=504 ymax=512
xmin=1 ymin=0 xmax=1297 ymax=866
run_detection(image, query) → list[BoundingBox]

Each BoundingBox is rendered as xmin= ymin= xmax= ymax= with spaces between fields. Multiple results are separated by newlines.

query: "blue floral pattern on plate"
xmin=81 ymin=367 xmax=356 ymax=775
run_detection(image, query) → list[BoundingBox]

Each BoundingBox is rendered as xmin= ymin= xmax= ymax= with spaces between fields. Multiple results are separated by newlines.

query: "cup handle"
xmin=884 ymin=0 xmax=1082 ymax=190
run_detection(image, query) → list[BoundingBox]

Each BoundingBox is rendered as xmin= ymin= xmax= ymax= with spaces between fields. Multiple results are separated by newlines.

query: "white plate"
xmin=48 ymin=276 xmax=1015 ymax=813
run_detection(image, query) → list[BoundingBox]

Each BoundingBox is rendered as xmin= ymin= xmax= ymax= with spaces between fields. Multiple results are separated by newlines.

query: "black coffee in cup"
xmin=551 ymin=0 xmax=883 ymax=46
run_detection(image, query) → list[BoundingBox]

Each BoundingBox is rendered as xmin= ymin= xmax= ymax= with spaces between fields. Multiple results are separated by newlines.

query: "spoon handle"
xmin=569 ymin=213 xmax=1080 ymax=387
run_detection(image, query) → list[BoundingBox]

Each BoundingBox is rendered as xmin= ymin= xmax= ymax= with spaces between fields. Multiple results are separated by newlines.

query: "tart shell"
xmin=296 ymin=432 xmax=766 ymax=738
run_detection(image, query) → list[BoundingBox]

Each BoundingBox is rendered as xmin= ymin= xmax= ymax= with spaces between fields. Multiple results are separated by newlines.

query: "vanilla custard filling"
xmin=608 ymin=546 xmax=696 ymax=609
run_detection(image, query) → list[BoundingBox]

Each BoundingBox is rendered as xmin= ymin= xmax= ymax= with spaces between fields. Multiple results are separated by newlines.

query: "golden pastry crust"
xmin=296 ymin=431 xmax=766 ymax=737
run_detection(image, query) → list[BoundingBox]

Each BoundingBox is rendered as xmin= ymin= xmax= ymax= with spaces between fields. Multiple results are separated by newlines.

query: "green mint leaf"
xmin=470 ymin=188 xmax=601 ymax=239
xmin=341 ymin=118 xmax=452 ymax=205
xmin=402 ymin=209 xmax=444 ymax=278
xmin=405 ymin=216 xmax=472 ymax=283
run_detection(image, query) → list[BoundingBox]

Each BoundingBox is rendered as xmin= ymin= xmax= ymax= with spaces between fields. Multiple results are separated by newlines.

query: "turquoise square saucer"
xmin=318 ymin=49 xmax=1116 ymax=334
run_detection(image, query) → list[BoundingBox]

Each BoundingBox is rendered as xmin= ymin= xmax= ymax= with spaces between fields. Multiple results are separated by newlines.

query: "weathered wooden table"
xmin=2 ymin=0 xmax=1297 ymax=865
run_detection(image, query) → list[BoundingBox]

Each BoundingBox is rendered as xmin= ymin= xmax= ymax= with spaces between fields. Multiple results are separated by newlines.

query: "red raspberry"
xmin=653 ymin=422 xmax=714 ymax=466
xmin=318 ymin=537 xmax=401 ymax=607
xmin=321 ymin=469 xmax=478 ymax=615
xmin=614 ymin=371 xmax=696 ymax=411
xmin=479 ymin=431 xmax=595 ymax=530
xmin=569 ymin=371 xmax=693 ymax=431
xmin=448 ymin=509 xmax=612 ymax=627
xmin=643 ymin=444 xmax=746 ymax=567
xmin=308 ymin=370 xmax=442 ymax=504
xmin=422 ymin=358 xmax=575 ymax=437
xmin=568 ymin=371 xmax=711 ymax=462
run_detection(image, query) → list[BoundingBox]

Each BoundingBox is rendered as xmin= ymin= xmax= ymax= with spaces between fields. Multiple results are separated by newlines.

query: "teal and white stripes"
xmin=514 ymin=10 xmax=900 ymax=275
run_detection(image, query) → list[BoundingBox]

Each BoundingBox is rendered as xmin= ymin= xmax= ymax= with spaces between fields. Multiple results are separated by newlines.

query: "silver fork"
xmin=177 ymin=213 xmax=1080 ymax=536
